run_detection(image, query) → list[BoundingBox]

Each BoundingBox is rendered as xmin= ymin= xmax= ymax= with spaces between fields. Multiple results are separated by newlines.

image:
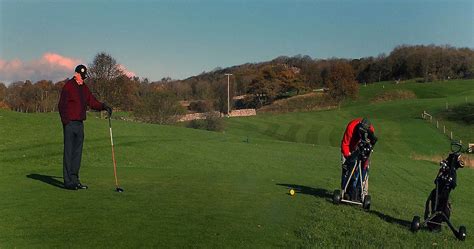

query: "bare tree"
xmin=88 ymin=52 xmax=129 ymax=109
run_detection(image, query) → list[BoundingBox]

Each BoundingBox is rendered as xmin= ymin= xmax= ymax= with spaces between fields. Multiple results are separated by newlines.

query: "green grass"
xmin=1 ymin=79 xmax=474 ymax=248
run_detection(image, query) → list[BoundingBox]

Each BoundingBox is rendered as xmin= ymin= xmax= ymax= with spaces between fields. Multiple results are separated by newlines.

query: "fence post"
xmin=436 ymin=120 xmax=439 ymax=128
xmin=450 ymin=131 xmax=453 ymax=140
xmin=444 ymin=126 xmax=446 ymax=134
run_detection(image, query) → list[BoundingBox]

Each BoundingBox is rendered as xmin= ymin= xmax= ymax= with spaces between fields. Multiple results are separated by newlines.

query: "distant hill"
xmin=162 ymin=45 xmax=474 ymax=111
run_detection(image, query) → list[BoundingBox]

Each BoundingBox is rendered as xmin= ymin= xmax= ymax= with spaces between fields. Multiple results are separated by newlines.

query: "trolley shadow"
xmin=277 ymin=183 xmax=411 ymax=229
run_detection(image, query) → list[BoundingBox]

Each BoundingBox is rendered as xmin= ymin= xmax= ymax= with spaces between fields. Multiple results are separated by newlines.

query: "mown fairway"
xmin=0 ymin=80 xmax=473 ymax=248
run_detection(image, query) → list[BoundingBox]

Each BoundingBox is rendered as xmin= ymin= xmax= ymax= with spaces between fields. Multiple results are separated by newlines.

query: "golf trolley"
xmin=411 ymin=142 xmax=470 ymax=241
xmin=333 ymin=140 xmax=373 ymax=211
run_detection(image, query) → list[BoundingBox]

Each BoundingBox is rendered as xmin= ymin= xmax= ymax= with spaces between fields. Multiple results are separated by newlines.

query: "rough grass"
xmin=411 ymin=153 xmax=474 ymax=168
xmin=258 ymin=92 xmax=336 ymax=113
xmin=371 ymin=89 xmax=417 ymax=103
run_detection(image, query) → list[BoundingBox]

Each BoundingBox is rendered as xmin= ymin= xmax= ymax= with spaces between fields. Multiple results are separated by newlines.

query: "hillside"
xmin=0 ymin=79 xmax=473 ymax=248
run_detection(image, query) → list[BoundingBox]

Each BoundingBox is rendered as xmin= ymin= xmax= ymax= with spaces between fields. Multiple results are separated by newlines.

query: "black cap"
xmin=360 ymin=117 xmax=371 ymax=129
xmin=358 ymin=117 xmax=371 ymax=134
xmin=75 ymin=64 xmax=88 ymax=79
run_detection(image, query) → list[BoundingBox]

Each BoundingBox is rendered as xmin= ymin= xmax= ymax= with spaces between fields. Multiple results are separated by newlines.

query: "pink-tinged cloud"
xmin=0 ymin=58 xmax=23 ymax=71
xmin=118 ymin=64 xmax=136 ymax=78
xmin=42 ymin=52 xmax=80 ymax=70
xmin=0 ymin=53 xmax=82 ymax=84
xmin=0 ymin=53 xmax=138 ymax=84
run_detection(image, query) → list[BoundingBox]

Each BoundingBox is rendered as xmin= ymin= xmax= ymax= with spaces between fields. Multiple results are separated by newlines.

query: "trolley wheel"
xmin=411 ymin=216 xmax=421 ymax=232
xmin=458 ymin=226 xmax=466 ymax=241
xmin=362 ymin=195 xmax=371 ymax=210
xmin=333 ymin=190 xmax=341 ymax=204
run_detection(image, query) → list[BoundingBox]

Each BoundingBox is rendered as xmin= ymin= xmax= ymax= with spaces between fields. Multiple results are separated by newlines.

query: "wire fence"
xmin=421 ymin=111 xmax=474 ymax=167
xmin=421 ymin=110 xmax=470 ymax=145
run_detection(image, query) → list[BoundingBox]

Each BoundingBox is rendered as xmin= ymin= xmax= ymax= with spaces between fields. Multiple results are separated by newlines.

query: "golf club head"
xmin=116 ymin=187 xmax=124 ymax=193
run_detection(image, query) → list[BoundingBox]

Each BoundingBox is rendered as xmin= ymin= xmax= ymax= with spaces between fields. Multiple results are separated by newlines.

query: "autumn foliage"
xmin=325 ymin=62 xmax=359 ymax=102
xmin=0 ymin=44 xmax=473 ymax=118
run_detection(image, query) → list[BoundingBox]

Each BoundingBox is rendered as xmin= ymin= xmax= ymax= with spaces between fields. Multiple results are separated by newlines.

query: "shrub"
xmin=189 ymin=100 xmax=213 ymax=112
xmin=186 ymin=112 xmax=226 ymax=132
xmin=443 ymin=103 xmax=474 ymax=125
xmin=134 ymin=90 xmax=185 ymax=124
xmin=187 ymin=119 xmax=207 ymax=130
xmin=0 ymin=101 xmax=9 ymax=110
xmin=204 ymin=112 xmax=225 ymax=132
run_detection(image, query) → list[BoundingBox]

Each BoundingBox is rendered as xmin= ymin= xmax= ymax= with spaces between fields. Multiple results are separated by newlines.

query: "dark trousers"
xmin=63 ymin=121 xmax=84 ymax=188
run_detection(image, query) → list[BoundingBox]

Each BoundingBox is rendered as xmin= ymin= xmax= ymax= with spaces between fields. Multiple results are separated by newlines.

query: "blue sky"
xmin=1 ymin=0 xmax=473 ymax=83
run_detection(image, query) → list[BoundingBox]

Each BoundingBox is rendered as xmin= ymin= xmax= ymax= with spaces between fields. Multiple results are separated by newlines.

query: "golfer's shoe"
xmin=64 ymin=184 xmax=78 ymax=190
xmin=76 ymin=183 xmax=88 ymax=190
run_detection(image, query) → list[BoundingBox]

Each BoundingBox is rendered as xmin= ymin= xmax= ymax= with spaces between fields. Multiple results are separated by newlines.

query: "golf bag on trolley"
xmin=411 ymin=142 xmax=469 ymax=241
xmin=333 ymin=138 xmax=373 ymax=210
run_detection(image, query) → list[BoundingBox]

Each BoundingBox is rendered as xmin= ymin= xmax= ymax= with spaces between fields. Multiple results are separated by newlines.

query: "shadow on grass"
xmin=276 ymin=183 xmax=333 ymax=199
xmin=27 ymin=174 xmax=64 ymax=189
xmin=277 ymin=183 xmax=411 ymax=228
xmin=369 ymin=210 xmax=411 ymax=228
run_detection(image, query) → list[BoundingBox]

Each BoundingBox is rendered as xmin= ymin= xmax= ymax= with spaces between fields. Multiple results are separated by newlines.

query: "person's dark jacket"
xmin=58 ymin=77 xmax=105 ymax=125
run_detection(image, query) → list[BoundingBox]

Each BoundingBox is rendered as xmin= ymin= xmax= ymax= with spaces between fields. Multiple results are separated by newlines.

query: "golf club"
xmin=108 ymin=115 xmax=124 ymax=192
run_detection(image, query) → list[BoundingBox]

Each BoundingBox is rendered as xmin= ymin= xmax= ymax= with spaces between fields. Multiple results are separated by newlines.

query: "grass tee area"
xmin=0 ymin=79 xmax=473 ymax=248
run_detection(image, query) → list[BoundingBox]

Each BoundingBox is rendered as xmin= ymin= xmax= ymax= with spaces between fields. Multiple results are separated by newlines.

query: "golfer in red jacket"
xmin=340 ymin=117 xmax=377 ymax=190
xmin=58 ymin=65 xmax=112 ymax=190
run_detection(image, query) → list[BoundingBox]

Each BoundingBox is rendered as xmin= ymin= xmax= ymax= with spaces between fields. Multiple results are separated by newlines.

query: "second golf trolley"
xmin=333 ymin=139 xmax=373 ymax=211
xmin=411 ymin=142 xmax=470 ymax=241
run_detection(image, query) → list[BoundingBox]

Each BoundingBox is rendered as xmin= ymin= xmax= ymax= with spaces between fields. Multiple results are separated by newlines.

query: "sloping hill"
xmin=0 ymin=79 xmax=473 ymax=248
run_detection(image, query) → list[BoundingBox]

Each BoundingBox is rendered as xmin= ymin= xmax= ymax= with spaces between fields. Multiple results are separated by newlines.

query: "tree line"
xmin=0 ymin=52 xmax=185 ymax=124
xmin=168 ymin=44 xmax=473 ymax=108
xmin=0 ymin=44 xmax=473 ymax=122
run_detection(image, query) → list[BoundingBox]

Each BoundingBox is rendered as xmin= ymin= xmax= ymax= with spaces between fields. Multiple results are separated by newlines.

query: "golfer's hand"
xmin=103 ymin=104 xmax=113 ymax=117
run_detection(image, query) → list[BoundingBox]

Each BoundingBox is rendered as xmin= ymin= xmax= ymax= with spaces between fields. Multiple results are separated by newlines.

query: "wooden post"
xmin=436 ymin=120 xmax=439 ymax=128
xmin=443 ymin=126 xmax=446 ymax=134
xmin=450 ymin=131 xmax=453 ymax=140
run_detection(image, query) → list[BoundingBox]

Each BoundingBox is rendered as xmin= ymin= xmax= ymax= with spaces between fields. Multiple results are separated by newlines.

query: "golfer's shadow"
xmin=276 ymin=183 xmax=333 ymax=200
xmin=27 ymin=174 xmax=64 ymax=189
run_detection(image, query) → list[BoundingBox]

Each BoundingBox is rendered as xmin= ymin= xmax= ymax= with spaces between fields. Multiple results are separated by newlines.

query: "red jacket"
xmin=58 ymin=77 xmax=104 ymax=125
xmin=341 ymin=118 xmax=375 ymax=158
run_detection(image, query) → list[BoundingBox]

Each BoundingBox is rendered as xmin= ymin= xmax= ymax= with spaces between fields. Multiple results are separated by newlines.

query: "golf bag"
xmin=333 ymin=139 xmax=373 ymax=210
xmin=411 ymin=142 xmax=468 ymax=240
